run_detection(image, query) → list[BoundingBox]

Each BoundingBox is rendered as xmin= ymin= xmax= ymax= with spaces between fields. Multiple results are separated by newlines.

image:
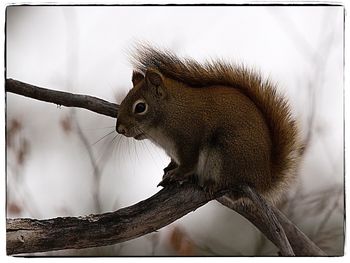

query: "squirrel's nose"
xmin=116 ymin=122 xmax=127 ymax=135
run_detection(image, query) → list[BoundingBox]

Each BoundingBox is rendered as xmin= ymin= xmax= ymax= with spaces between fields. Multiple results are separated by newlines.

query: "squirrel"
xmin=116 ymin=44 xmax=301 ymax=205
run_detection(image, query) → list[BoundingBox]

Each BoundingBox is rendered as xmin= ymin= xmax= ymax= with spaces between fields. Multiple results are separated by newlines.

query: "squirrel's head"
xmin=116 ymin=69 xmax=167 ymax=140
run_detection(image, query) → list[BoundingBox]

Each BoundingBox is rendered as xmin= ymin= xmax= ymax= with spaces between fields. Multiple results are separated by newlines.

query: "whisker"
xmin=127 ymin=138 xmax=131 ymax=160
xmin=110 ymin=134 xmax=119 ymax=165
xmin=110 ymin=134 xmax=121 ymax=165
xmin=133 ymin=138 xmax=141 ymax=164
xmin=129 ymin=139 xmax=136 ymax=177
xmin=95 ymin=133 xmax=118 ymax=168
xmin=143 ymin=140 xmax=161 ymax=171
xmin=91 ymin=130 xmax=115 ymax=146
xmin=120 ymin=135 xmax=127 ymax=164
xmin=134 ymin=127 xmax=163 ymax=171
xmin=80 ymin=126 xmax=115 ymax=131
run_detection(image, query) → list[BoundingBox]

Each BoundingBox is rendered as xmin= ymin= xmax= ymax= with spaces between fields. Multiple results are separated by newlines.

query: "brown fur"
xmin=131 ymin=46 xmax=300 ymax=202
xmin=118 ymin=46 xmax=300 ymax=201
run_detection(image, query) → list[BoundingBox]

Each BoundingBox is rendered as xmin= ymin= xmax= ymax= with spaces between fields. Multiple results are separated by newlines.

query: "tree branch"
xmin=217 ymin=196 xmax=326 ymax=256
xmin=6 ymin=78 xmax=326 ymax=256
xmin=7 ymin=184 xmax=212 ymax=255
xmin=240 ymin=186 xmax=294 ymax=256
xmin=6 ymin=78 xmax=118 ymax=118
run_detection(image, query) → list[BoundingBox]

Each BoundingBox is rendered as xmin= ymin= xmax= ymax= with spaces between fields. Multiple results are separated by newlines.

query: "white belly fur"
xmin=147 ymin=128 xmax=179 ymax=163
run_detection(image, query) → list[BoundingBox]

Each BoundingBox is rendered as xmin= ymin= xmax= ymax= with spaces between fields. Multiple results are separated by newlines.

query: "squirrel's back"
xmin=132 ymin=45 xmax=301 ymax=201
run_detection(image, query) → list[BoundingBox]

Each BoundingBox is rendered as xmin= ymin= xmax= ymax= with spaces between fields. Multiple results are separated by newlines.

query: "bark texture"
xmin=7 ymin=184 xmax=211 ymax=255
xmin=6 ymin=78 xmax=118 ymax=118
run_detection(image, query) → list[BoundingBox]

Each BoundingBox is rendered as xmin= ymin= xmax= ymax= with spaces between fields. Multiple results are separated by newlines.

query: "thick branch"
xmin=240 ymin=186 xmax=294 ymax=256
xmin=218 ymin=196 xmax=326 ymax=256
xmin=6 ymin=78 xmax=118 ymax=118
xmin=7 ymin=184 xmax=211 ymax=255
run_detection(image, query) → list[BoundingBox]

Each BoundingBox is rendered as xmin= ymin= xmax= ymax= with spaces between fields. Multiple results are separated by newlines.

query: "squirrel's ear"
xmin=145 ymin=69 xmax=166 ymax=98
xmin=132 ymin=71 xmax=144 ymax=86
xmin=145 ymin=69 xmax=163 ymax=87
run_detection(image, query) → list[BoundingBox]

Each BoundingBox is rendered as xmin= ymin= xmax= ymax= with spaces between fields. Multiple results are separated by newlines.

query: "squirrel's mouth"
xmin=134 ymin=133 xmax=146 ymax=140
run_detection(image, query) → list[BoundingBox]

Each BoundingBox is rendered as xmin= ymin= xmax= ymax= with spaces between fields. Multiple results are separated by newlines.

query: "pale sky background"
xmin=4 ymin=3 xmax=345 ymax=256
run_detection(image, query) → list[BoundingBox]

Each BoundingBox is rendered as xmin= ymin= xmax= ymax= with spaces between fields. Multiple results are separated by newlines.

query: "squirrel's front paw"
xmin=157 ymin=168 xmax=190 ymax=187
xmin=163 ymin=161 xmax=177 ymax=175
xmin=158 ymin=169 xmax=178 ymax=187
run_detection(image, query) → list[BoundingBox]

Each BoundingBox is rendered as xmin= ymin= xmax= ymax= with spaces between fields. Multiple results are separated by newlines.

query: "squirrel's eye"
xmin=133 ymin=100 xmax=148 ymax=115
xmin=135 ymin=102 xmax=146 ymax=113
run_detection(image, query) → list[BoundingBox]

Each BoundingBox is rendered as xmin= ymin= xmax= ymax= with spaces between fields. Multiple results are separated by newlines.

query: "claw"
xmin=157 ymin=176 xmax=172 ymax=187
xmin=158 ymin=168 xmax=194 ymax=188
xmin=157 ymin=179 xmax=166 ymax=187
